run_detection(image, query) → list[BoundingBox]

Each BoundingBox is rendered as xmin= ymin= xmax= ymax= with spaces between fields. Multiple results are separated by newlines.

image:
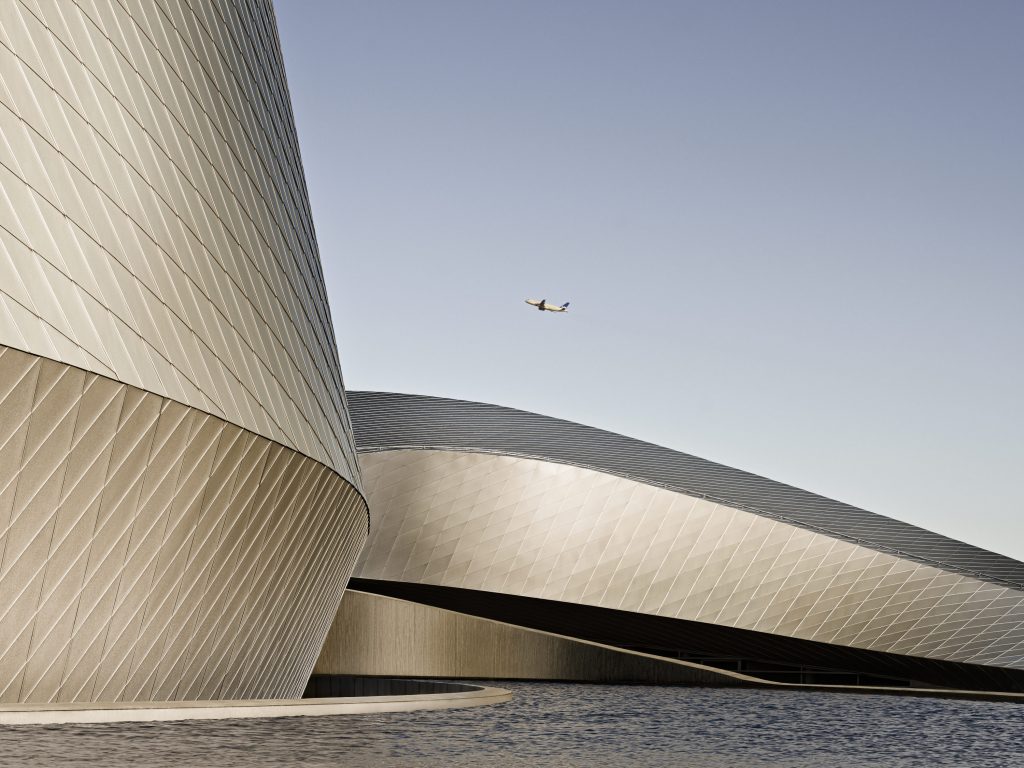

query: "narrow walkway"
xmin=0 ymin=685 xmax=512 ymax=725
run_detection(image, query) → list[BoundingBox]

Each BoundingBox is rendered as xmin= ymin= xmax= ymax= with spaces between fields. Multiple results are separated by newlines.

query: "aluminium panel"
xmin=354 ymin=448 xmax=1024 ymax=672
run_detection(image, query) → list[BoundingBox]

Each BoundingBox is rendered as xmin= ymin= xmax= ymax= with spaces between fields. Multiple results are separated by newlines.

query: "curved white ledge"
xmin=0 ymin=686 xmax=512 ymax=725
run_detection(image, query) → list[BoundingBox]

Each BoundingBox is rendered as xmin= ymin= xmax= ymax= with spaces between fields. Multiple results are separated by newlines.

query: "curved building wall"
xmin=0 ymin=0 xmax=356 ymax=479
xmin=0 ymin=1 xmax=367 ymax=702
xmin=350 ymin=392 xmax=1024 ymax=586
xmin=346 ymin=392 xmax=1024 ymax=687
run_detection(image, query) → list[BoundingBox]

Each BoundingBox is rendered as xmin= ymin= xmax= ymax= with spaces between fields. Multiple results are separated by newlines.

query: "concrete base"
xmin=0 ymin=686 xmax=511 ymax=725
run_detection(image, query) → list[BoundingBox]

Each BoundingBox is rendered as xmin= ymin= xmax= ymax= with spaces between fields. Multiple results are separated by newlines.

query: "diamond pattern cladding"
xmin=0 ymin=345 xmax=368 ymax=703
xmin=349 ymin=392 xmax=1024 ymax=587
xmin=356 ymin=450 xmax=1024 ymax=672
xmin=0 ymin=0 xmax=358 ymax=482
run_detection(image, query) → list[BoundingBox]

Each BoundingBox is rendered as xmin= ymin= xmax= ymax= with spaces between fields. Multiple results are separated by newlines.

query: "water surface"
xmin=1 ymin=683 xmax=1021 ymax=767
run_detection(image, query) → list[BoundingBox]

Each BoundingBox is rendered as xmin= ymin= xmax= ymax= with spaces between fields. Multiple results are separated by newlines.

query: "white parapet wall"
xmin=0 ymin=685 xmax=512 ymax=725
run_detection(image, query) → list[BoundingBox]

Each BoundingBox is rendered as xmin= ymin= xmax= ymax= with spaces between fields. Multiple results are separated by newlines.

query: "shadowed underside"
xmin=347 ymin=579 xmax=1024 ymax=692
xmin=317 ymin=589 xmax=744 ymax=686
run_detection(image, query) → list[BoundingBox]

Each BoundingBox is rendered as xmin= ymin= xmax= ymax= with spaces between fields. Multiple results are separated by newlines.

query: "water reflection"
xmin=1 ymin=682 xmax=1021 ymax=767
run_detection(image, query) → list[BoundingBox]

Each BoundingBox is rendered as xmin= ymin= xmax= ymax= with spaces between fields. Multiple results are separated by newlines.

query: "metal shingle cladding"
xmin=0 ymin=0 xmax=359 ymax=484
xmin=348 ymin=391 xmax=1024 ymax=589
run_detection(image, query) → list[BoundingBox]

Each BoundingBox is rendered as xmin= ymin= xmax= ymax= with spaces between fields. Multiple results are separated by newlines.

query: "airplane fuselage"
xmin=525 ymin=299 xmax=569 ymax=313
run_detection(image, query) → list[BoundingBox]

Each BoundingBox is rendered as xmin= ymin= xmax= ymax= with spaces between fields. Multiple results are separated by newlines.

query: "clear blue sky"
xmin=276 ymin=1 xmax=1023 ymax=560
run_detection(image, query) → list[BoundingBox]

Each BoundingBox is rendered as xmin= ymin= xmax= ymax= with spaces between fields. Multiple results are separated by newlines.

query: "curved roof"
xmin=348 ymin=391 xmax=1024 ymax=589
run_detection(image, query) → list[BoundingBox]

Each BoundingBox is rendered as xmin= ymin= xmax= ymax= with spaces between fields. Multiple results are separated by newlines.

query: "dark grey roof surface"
xmin=348 ymin=391 xmax=1024 ymax=589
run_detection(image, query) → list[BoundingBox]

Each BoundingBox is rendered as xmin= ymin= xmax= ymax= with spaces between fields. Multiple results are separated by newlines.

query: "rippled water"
xmin=1 ymin=683 xmax=1022 ymax=767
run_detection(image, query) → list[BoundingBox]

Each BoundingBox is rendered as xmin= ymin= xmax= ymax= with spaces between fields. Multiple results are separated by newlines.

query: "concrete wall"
xmin=316 ymin=590 xmax=747 ymax=685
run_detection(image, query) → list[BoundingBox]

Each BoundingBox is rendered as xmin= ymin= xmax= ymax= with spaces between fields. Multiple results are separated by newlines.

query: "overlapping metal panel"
xmin=0 ymin=0 xmax=358 ymax=481
xmin=348 ymin=393 xmax=1024 ymax=681
xmin=0 ymin=0 xmax=367 ymax=702
xmin=0 ymin=346 xmax=367 ymax=703
xmin=349 ymin=391 xmax=1023 ymax=588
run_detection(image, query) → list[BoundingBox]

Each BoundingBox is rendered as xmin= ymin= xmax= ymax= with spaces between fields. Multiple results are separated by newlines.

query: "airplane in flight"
xmin=525 ymin=298 xmax=570 ymax=313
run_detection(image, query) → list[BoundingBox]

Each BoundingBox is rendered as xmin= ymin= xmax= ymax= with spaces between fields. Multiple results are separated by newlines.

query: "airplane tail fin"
xmin=561 ymin=302 xmax=570 ymax=309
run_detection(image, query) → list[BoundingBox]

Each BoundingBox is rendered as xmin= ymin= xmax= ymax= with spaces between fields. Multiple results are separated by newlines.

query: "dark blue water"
xmin=1 ymin=683 xmax=1021 ymax=767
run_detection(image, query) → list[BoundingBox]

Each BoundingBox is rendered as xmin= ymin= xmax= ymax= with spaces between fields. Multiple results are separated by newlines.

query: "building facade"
xmin=320 ymin=392 xmax=1024 ymax=692
xmin=0 ymin=0 xmax=367 ymax=702
xmin=4 ymin=0 xmax=1020 ymax=705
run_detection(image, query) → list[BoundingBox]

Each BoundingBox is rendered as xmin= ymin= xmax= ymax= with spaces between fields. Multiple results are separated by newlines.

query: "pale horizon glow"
xmin=277 ymin=1 xmax=1024 ymax=561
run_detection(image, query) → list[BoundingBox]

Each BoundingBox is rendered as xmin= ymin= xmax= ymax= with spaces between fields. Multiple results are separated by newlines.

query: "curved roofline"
xmin=348 ymin=391 xmax=1024 ymax=590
